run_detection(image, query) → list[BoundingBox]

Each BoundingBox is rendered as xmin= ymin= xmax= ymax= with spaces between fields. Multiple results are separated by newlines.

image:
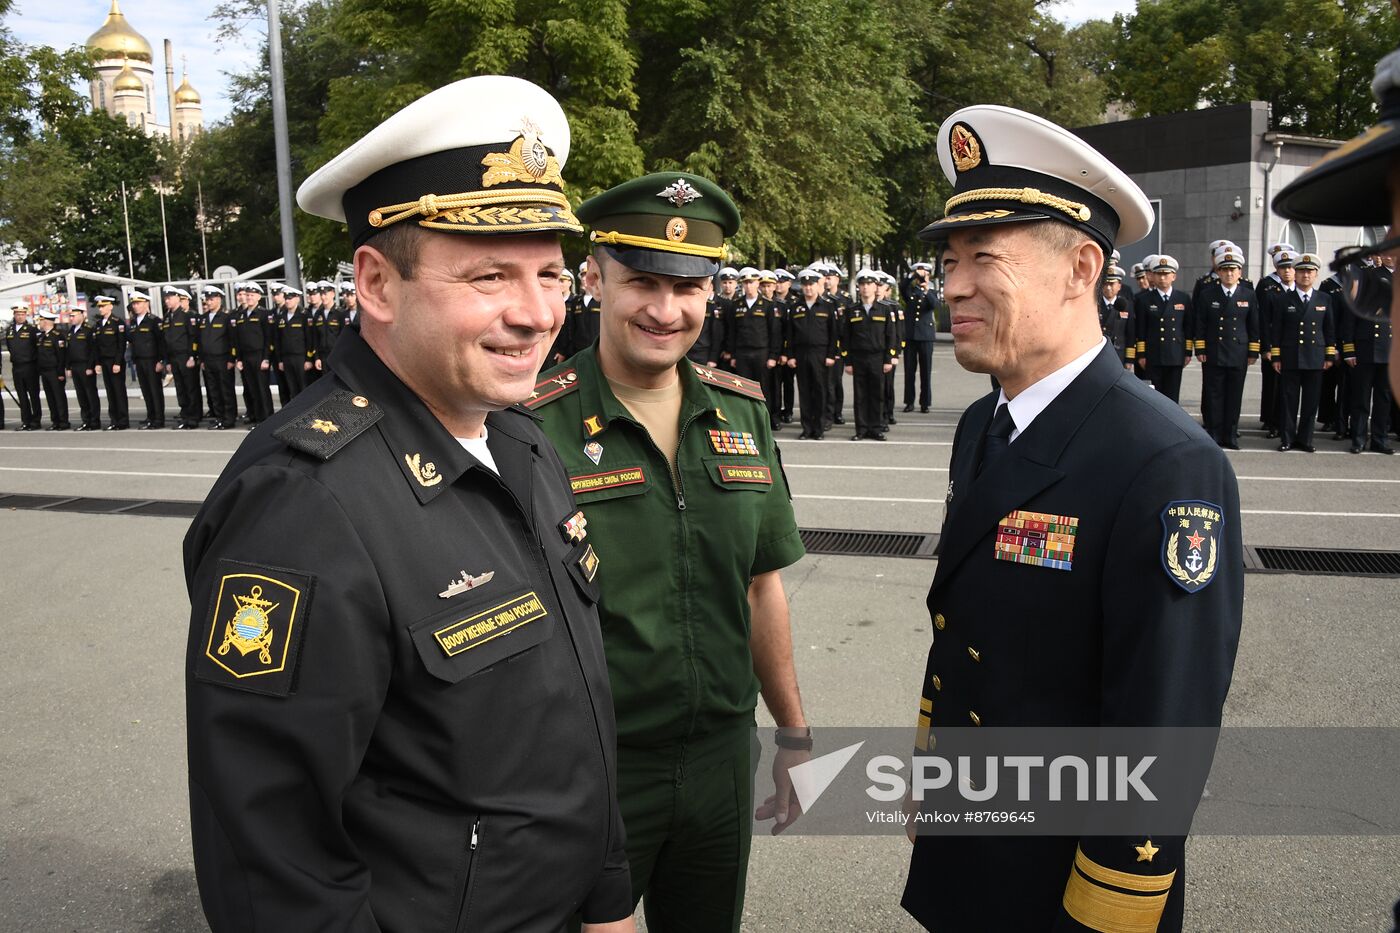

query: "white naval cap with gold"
xmin=296 ymin=75 xmax=581 ymax=249
xmin=1213 ymin=244 xmax=1244 ymax=268
xmin=919 ymin=105 xmax=1153 ymax=253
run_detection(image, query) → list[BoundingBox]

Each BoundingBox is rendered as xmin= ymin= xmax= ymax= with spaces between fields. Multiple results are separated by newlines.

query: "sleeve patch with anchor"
xmin=196 ymin=560 xmax=314 ymax=697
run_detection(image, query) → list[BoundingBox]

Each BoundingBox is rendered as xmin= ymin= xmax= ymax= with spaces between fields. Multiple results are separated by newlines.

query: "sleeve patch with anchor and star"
xmin=1160 ymin=500 xmax=1223 ymax=594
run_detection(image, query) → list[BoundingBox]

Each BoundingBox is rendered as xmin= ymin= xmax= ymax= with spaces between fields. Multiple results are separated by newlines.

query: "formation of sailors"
xmin=0 ymin=279 xmax=361 ymax=431
xmin=1100 ymin=240 xmax=1394 ymax=453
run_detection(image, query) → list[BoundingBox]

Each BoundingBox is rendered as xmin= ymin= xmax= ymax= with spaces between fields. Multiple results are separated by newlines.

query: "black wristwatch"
xmin=774 ymin=727 xmax=813 ymax=751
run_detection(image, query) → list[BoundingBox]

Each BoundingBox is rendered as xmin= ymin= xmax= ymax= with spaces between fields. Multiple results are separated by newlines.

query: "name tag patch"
xmin=571 ymin=467 xmax=645 ymax=494
xmin=717 ymin=464 xmax=772 ymax=484
xmin=434 ymin=591 xmax=548 ymax=657
xmin=708 ymin=429 xmax=759 ymax=456
xmin=994 ymin=510 xmax=1079 ymax=571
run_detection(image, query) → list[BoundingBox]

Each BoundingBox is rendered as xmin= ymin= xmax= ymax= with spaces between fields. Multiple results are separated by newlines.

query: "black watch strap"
xmin=774 ymin=728 xmax=813 ymax=751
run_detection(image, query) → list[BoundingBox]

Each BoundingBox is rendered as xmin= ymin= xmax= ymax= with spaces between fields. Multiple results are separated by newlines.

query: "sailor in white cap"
xmin=64 ymin=305 xmax=101 ymax=430
xmin=126 ymin=288 xmax=165 ymax=428
xmin=1191 ymin=239 xmax=1236 ymax=309
xmin=1256 ymin=247 xmax=1298 ymax=436
xmin=1195 ymin=244 xmax=1259 ymax=449
xmin=232 ymin=277 xmax=274 ymax=426
xmin=34 ymin=308 xmax=70 ymax=430
xmin=839 ymin=268 xmax=897 ymax=439
xmin=786 ymin=267 xmax=838 ymax=437
xmin=185 ymin=75 xmax=632 ymax=933
xmin=159 ymin=282 xmax=202 ymax=429
xmin=1099 ymin=262 xmax=1133 ymax=368
xmin=1131 ymin=253 xmax=1193 ymax=403
xmin=903 ymin=261 xmax=938 ymax=413
xmin=1271 ymin=253 xmax=1338 ymax=451
xmin=904 ymin=105 xmax=1242 ymax=933
xmin=92 ymin=293 xmax=130 ymax=429
xmin=729 ymin=266 xmax=780 ymax=413
xmin=195 ymin=284 xmax=237 ymax=428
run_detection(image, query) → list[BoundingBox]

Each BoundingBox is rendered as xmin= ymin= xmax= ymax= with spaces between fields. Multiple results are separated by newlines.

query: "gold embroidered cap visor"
xmin=578 ymin=171 xmax=741 ymax=278
xmin=918 ymin=105 xmax=1153 ymax=255
xmin=1273 ymin=55 xmax=1400 ymax=225
xmin=295 ymin=75 xmax=583 ymax=249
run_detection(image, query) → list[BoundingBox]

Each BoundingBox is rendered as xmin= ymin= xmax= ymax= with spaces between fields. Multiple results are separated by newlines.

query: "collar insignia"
xmin=405 ymin=452 xmax=443 ymax=487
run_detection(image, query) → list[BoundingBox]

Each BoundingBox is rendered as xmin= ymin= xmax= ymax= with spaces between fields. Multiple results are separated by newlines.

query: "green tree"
xmin=1101 ymin=0 xmax=1400 ymax=139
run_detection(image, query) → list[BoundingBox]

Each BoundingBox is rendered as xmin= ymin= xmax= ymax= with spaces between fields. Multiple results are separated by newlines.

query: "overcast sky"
xmin=7 ymin=0 xmax=1140 ymax=129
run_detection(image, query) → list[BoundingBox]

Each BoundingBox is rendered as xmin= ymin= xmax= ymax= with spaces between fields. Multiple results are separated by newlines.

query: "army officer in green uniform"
xmin=529 ymin=172 xmax=809 ymax=933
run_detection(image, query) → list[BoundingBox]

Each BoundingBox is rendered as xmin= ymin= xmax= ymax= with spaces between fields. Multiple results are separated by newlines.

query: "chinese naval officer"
xmin=183 ymin=76 xmax=634 ymax=933
xmin=902 ymin=106 xmax=1244 ymax=931
xmin=526 ymin=173 xmax=809 ymax=932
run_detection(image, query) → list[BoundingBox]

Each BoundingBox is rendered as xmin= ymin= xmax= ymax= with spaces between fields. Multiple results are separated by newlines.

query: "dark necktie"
xmin=978 ymin=403 xmax=1016 ymax=475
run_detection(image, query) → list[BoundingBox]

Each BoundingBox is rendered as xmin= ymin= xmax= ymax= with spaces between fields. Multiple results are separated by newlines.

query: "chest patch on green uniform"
xmin=196 ymin=561 xmax=314 ymax=697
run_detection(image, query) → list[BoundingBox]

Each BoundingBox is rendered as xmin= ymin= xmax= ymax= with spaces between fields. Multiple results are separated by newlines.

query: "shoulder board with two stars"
xmin=525 ymin=368 xmax=580 ymax=409
xmin=690 ymin=364 xmax=766 ymax=401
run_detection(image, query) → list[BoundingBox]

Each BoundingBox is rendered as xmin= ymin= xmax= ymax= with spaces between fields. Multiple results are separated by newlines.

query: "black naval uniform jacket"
xmin=1268 ymin=290 xmax=1337 ymax=370
xmin=234 ymin=306 xmax=274 ymax=362
xmin=1341 ymin=266 xmax=1393 ymax=363
xmin=5 ymin=319 xmax=38 ymax=364
xmin=786 ymin=295 xmax=840 ymax=356
xmin=1133 ymin=289 xmax=1193 ymax=365
xmin=728 ymin=296 xmax=781 ymax=359
xmin=1098 ymin=296 xmax=1132 ymax=363
xmin=66 ymin=320 xmax=96 ymax=369
xmin=162 ymin=307 xmax=196 ymax=361
xmin=93 ymin=314 xmax=126 ymax=363
xmin=904 ymin=343 xmax=1243 ymax=933
xmin=1193 ymin=283 xmax=1259 ymax=368
xmin=687 ymin=296 xmax=727 ymax=365
xmin=128 ymin=312 xmax=165 ymax=360
xmin=185 ymin=328 xmax=630 ymax=932
xmin=35 ymin=327 xmax=66 ymax=370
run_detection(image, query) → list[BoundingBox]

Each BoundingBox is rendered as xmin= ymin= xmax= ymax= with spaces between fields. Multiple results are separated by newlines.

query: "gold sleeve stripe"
xmin=1074 ymin=847 xmax=1176 ymax=893
xmin=1063 ymin=868 xmax=1171 ymax=933
xmin=920 ymin=697 xmax=933 ymax=713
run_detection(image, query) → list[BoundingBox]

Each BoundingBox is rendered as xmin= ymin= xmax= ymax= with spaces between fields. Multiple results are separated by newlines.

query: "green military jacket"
xmin=529 ymin=346 xmax=806 ymax=747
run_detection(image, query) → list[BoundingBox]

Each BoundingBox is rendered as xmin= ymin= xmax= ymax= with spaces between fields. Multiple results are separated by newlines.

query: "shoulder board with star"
xmin=273 ymin=389 xmax=384 ymax=461
xmin=525 ymin=367 xmax=580 ymax=409
xmin=690 ymin=363 xmax=767 ymax=401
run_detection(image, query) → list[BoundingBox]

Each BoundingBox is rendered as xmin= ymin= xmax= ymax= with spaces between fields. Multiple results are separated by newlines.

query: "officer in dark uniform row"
xmin=161 ymin=285 xmax=202 ymax=429
xmin=905 ymin=103 xmax=1242 ymax=933
xmin=4 ymin=304 xmax=40 ymax=429
xmin=1099 ymin=264 xmax=1134 ymax=366
xmin=1268 ymin=253 xmax=1337 ymax=452
xmin=1190 ymin=238 xmax=1234 ymax=311
xmin=93 ymin=296 xmax=130 ymax=430
xmin=274 ymin=285 xmax=313 ymax=403
xmin=186 ymin=75 xmax=632 ymax=933
xmin=1255 ymin=245 xmax=1296 ymax=436
xmin=878 ymin=271 xmax=904 ymax=428
xmin=728 ymin=267 xmax=780 ymax=399
xmin=903 ymin=261 xmax=937 ymax=413
xmin=127 ymin=292 xmax=165 ymax=428
xmin=1341 ymin=257 xmax=1395 ymax=453
xmin=687 ymin=277 xmax=727 ymax=368
xmin=234 ymin=281 xmax=275 ymax=426
xmin=34 ymin=309 xmax=69 ymax=430
xmin=820 ymin=262 xmax=851 ymax=428
xmin=1195 ymin=244 xmax=1259 ymax=449
xmin=196 ymin=285 xmax=237 ymax=430
xmin=65 ymin=307 xmax=101 ymax=430
xmin=787 ymin=266 xmax=838 ymax=438
xmin=1133 ymin=254 xmax=1194 ymax=403
xmin=841 ymin=268 xmax=897 ymax=440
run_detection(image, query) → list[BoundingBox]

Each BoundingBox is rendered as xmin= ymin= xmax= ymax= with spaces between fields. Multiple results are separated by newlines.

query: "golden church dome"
xmin=86 ymin=0 xmax=153 ymax=64
xmin=113 ymin=58 xmax=144 ymax=93
xmin=175 ymin=74 xmax=201 ymax=106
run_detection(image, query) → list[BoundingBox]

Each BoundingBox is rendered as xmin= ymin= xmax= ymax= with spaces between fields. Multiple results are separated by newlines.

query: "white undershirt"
xmin=997 ymin=338 xmax=1106 ymax=444
xmin=456 ymin=428 xmax=498 ymax=475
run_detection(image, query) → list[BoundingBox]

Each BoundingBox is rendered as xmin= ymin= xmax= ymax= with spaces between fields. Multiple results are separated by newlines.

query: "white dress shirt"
xmin=997 ymin=338 xmax=1107 ymax=443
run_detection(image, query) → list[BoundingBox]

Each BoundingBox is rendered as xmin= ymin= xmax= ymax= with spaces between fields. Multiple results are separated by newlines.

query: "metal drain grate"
xmin=1247 ymin=546 xmax=1400 ymax=578
xmin=0 ymin=492 xmax=201 ymax=519
xmin=799 ymin=527 xmax=938 ymax=559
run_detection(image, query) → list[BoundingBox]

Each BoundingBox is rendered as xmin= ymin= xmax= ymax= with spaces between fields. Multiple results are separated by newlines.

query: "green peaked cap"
xmin=578 ymin=171 xmax=741 ymax=278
